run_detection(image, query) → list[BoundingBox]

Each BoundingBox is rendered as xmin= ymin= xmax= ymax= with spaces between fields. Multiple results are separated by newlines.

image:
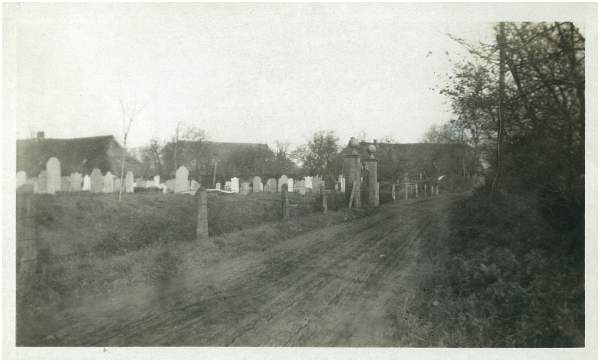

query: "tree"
xmin=294 ymin=131 xmax=340 ymax=180
xmin=118 ymin=99 xmax=144 ymax=201
xmin=140 ymin=138 xmax=164 ymax=178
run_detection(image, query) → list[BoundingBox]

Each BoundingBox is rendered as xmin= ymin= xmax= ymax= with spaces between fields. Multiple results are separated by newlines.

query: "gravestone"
xmin=165 ymin=179 xmax=176 ymax=193
xmin=190 ymin=179 xmax=201 ymax=192
xmin=125 ymin=171 xmax=134 ymax=193
xmin=70 ymin=172 xmax=82 ymax=191
xmin=338 ymin=175 xmax=345 ymax=193
xmin=159 ymin=183 xmax=168 ymax=194
xmin=36 ymin=171 xmax=48 ymax=194
xmin=252 ymin=176 xmax=262 ymax=193
xmin=224 ymin=181 xmax=231 ymax=191
xmin=215 ymin=182 xmax=221 ymax=190
xmin=296 ymin=180 xmax=306 ymax=195
xmin=82 ymin=175 xmax=91 ymax=191
xmin=61 ymin=176 xmax=71 ymax=192
xmin=175 ymin=166 xmax=189 ymax=193
xmin=16 ymin=171 xmax=27 ymax=189
xmin=304 ymin=176 xmax=313 ymax=191
xmin=135 ymin=177 xmax=145 ymax=188
xmin=240 ymin=182 xmax=250 ymax=195
xmin=103 ymin=171 xmax=114 ymax=193
xmin=153 ymin=175 xmax=160 ymax=187
xmin=288 ymin=178 xmax=294 ymax=194
xmin=46 ymin=157 xmax=61 ymax=194
xmin=90 ymin=168 xmax=103 ymax=193
xmin=230 ymin=177 xmax=240 ymax=193
xmin=266 ymin=178 xmax=277 ymax=192
xmin=278 ymin=175 xmax=288 ymax=192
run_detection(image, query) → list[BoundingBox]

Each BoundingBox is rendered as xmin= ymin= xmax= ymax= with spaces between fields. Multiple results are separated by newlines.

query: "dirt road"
xmin=20 ymin=195 xmax=455 ymax=347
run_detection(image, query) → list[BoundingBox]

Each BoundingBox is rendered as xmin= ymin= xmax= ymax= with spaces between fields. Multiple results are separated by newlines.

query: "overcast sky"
xmin=7 ymin=3 xmax=531 ymax=148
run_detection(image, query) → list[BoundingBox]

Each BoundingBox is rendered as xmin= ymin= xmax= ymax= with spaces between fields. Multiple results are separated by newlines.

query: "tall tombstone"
xmin=338 ymin=175 xmax=346 ymax=193
xmin=103 ymin=171 xmax=114 ymax=193
xmin=252 ymin=176 xmax=262 ymax=193
xmin=36 ymin=171 xmax=48 ymax=194
xmin=278 ymin=175 xmax=288 ymax=193
xmin=230 ymin=177 xmax=240 ymax=193
xmin=61 ymin=176 xmax=71 ymax=192
xmin=364 ymin=145 xmax=379 ymax=207
xmin=46 ymin=157 xmax=61 ymax=194
xmin=175 ymin=166 xmax=190 ymax=193
xmin=266 ymin=178 xmax=277 ymax=192
xmin=125 ymin=171 xmax=134 ymax=193
xmin=153 ymin=175 xmax=160 ymax=187
xmin=304 ymin=176 xmax=313 ymax=191
xmin=343 ymin=137 xmax=362 ymax=203
xmin=240 ymin=182 xmax=250 ymax=195
xmin=215 ymin=182 xmax=221 ymax=190
xmin=224 ymin=181 xmax=232 ymax=191
xmin=82 ymin=175 xmax=91 ymax=191
xmin=287 ymin=178 xmax=294 ymax=194
xmin=70 ymin=172 xmax=82 ymax=192
xmin=16 ymin=171 xmax=27 ymax=189
xmin=90 ymin=168 xmax=104 ymax=193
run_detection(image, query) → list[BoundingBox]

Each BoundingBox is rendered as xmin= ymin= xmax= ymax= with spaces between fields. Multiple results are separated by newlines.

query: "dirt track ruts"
xmin=21 ymin=195 xmax=456 ymax=347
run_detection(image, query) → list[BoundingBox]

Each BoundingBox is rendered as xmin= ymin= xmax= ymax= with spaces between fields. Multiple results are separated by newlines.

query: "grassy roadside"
xmin=410 ymin=190 xmax=585 ymax=347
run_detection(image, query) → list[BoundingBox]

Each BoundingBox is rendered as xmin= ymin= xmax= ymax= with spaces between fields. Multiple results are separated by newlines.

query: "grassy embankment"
xmin=16 ymin=191 xmax=363 ymax=314
xmin=408 ymin=189 xmax=585 ymax=347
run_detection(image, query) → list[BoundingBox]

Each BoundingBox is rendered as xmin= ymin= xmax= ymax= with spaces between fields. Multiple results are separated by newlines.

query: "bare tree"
xmin=118 ymin=99 xmax=145 ymax=201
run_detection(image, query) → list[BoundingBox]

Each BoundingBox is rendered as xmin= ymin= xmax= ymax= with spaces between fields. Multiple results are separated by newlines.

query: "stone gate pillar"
xmin=364 ymin=144 xmax=379 ymax=207
xmin=343 ymin=137 xmax=362 ymax=204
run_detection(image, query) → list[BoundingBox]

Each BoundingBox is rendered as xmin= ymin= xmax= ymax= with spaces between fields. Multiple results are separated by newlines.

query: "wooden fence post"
xmin=392 ymin=184 xmax=396 ymax=203
xmin=196 ymin=187 xmax=208 ymax=241
xmin=281 ymin=184 xmax=289 ymax=219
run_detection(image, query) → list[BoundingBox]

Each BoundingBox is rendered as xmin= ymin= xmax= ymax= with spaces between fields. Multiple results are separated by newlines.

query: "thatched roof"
xmin=16 ymin=135 xmax=143 ymax=177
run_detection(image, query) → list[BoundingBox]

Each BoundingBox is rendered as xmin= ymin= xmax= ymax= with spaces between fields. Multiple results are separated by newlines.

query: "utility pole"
xmin=492 ymin=22 xmax=506 ymax=196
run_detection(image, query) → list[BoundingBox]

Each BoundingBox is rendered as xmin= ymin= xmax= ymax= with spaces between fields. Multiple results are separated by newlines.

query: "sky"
xmin=11 ymin=3 xmax=501 ymax=149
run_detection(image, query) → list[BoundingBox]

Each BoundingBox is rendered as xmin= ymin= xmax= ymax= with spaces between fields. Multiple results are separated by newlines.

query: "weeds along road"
xmin=21 ymin=194 xmax=458 ymax=347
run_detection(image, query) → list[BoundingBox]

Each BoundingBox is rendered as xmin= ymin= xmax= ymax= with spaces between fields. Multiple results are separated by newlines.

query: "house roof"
xmin=16 ymin=135 xmax=143 ymax=177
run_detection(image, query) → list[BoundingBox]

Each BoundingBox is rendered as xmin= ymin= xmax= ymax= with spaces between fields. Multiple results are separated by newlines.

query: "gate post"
xmin=196 ymin=187 xmax=209 ymax=241
xmin=343 ymin=137 xmax=362 ymax=206
xmin=364 ymin=145 xmax=378 ymax=207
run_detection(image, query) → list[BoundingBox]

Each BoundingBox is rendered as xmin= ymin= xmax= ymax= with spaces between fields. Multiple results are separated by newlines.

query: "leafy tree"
xmin=294 ymin=131 xmax=340 ymax=180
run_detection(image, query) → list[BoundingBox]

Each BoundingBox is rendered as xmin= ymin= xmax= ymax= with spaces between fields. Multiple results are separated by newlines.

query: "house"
xmin=16 ymin=132 xmax=143 ymax=177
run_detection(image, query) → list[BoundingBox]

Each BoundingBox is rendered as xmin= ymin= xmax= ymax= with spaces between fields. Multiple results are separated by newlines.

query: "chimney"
xmin=36 ymin=131 xmax=45 ymax=140
xmin=373 ymin=139 xmax=377 ymax=146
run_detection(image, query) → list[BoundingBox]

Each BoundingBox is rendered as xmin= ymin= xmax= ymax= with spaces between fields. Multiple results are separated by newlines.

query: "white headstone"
xmin=125 ymin=171 xmax=134 ymax=193
xmin=288 ymin=178 xmax=294 ymax=193
xmin=175 ymin=166 xmax=189 ymax=193
xmin=61 ymin=176 xmax=71 ymax=192
xmin=230 ymin=177 xmax=240 ymax=193
xmin=70 ymin=172 xmax=82 ymax=191
xmin=153 ymin=175 xmax=160 ymax=187
xmin=159 ymin=183 xmax=168 ymax=194
xmin=278 ymin=175 xmax=288 ymax=192
xmin=90 ymin=168 xmax=104 ymax=193
xmin=215 ymin=182 xmax=221 ymax=190
xmin=16 ymin=171 xmax=27 ymax=189
xmin=190 ymin=179 xmax=201 ymax=192
xmin=46 ymin=157 xmax=61 ymax=194
xmin=103 ymin=171 xmax=114 ymax=193
xmin=240 ymin=182 xmax=250 ymax=195
xmin=252 ymin=176 xmax=262 ymax=193
xmin=304 ymin=176 xmax=313 ymax=190
xmin=339 ymin=175 xmax=345 ymax=193
xmin=224 ymin=181 xmax=231 ymax=191
xmin=266 ymin=178 xmax=277 ymax=192
xmin=82 ymin=175 xmax=91 ymax=191
xmin=37 ymin=171 xmax=47 ymax=194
